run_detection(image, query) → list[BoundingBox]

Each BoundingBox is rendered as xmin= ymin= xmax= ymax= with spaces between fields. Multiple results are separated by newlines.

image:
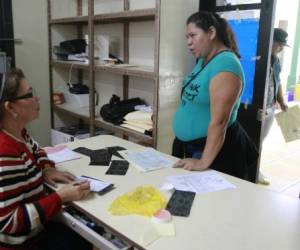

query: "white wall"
xmin=157 ymin=0 xmax=199 ymax=153
xmin=12 ymin=0 xmax=51 ymax=146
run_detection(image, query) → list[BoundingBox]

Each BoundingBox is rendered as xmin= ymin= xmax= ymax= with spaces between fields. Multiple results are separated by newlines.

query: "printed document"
xmin=44 ymin=145 xmax=81 ymax=164
xmin=166 ymin=171 xmax=236 ymax=194
xmin=76 ymin=176 xmax=112 ymax=193
xmin=120 ymin=148 xmax=174 ymax=172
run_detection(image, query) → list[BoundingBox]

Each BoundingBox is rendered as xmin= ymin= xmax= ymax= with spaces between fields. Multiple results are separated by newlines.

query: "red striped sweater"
xmin=0 ymin=129 xmax=62 ymax=249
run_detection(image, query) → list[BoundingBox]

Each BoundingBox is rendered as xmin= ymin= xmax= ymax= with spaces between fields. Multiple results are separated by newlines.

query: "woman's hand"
xmin=173 ymin=158 xmax=208 ymax=171
xmin=279 ymin=101 xmax=288 ymax=112
xmin=43 ymin=168 xmax=75 ymax=187
xmin=57 ymin=181 xmax=91 ymax=203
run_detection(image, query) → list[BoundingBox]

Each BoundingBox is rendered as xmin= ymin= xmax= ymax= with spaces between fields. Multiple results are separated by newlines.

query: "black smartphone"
xmin=166 ymin=190 xmax=196 ymax=217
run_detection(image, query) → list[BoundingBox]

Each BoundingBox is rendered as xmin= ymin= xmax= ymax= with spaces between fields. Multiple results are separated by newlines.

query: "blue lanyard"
xmin=181 ymin=50 xmax=231 ymax=99
xmin=181 ymin=67 xmax=203 ymax=98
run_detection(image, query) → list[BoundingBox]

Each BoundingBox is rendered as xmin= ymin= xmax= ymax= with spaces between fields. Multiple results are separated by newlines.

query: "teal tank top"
xmin=172 ymin=51 xmax=245 ymax=141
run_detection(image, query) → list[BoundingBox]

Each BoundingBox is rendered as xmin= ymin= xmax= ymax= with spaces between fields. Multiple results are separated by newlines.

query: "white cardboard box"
xmin=51 ymin=126 xmax=113 ymax=146
xmin=51 ymin=129 xmax=84 ymax=146
xmin=63 ymin=91 xmax=89 ymax=107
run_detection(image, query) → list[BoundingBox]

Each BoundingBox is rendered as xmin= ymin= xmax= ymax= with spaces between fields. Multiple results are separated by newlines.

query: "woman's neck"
xmin=204 ymin=43 xmax=228 ymax=65
xmin=1 ymin=119 xmax=25 ymax=142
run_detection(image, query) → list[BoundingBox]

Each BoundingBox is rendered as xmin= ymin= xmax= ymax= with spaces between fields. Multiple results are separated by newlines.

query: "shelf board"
xmin=53 ymin=104 xmax=153 ymax=144
xmin=94 ymin=116 xmax=153 ymax=144
xmin=50 ymin=16 xmax=88 ymax=25
xmin=94 ymin=64 xmax=155 ymax=79
xmin=93 ymin=8 xmax=156 ymax=23
xmin=52 ymin=60 xmax=89 ymax=69
xmin=53 ymin=104 xmax=91 ymax=122
xmin=51 ymin=60 xmax=155 ymax=79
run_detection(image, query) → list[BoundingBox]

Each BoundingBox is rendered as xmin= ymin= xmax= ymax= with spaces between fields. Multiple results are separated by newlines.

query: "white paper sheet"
xmin=120 ymin=148 xmax=175 ymax=172
xmin=140 ymin=221 xmax=175 ymax=247
xmin=76 ymin=176 xmax=112 ymax=193
xmin=44 ymin=145 xmax=81 ymax=164
xmin=166 ymin=171 xmax=236 ymax=194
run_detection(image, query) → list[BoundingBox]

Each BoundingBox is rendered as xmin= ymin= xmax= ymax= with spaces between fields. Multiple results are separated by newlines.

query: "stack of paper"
xmin=44 ymin=145 xmax=81 ymax=164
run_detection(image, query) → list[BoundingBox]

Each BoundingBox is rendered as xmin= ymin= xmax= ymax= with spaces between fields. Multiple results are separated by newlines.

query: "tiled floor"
xmin=259 ymin=112 xmax=300 ymax=199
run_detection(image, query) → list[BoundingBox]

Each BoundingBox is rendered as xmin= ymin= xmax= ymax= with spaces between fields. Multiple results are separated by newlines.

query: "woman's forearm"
xmin=276 ymin=85 xmax=284 ymax=104
xmin=200 ymin=120 xmax=227 ymax=168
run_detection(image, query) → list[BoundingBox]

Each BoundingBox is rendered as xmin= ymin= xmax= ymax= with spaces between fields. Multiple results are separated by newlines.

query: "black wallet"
xmin=105 ymin=160 xmax=129 ymax=175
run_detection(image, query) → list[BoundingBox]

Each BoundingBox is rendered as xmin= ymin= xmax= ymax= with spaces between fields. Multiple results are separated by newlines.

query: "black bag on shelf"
xmin=60 ymin=39 xmax=86 ymax=54
xmin=53 ymin=39 xmax=87 ymax=60
xmin=68 ymin=83 xmax=89 ymax=94
xmin=100 ymin=95 xmax=146 ymax=125
xmin=53 ymin=46 xmax=70 ymax=60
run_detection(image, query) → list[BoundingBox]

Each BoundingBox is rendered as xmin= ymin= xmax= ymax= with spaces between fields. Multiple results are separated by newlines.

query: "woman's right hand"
xmin=57 ymin=181 xmax=91 ymax=203
xmin=173 ymin=158 xmax=209 ymax=171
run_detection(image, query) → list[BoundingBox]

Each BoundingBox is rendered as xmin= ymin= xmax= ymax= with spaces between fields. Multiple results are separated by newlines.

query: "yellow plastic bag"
xmin=109 ymin=186 xmax=166 ymax=217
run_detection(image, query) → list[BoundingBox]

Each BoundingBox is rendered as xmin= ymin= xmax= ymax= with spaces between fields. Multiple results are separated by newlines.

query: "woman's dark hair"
xmin=0 ymin=68 xmax=25 ymax=120
xmin=187 ymin=11 xmax=241 ymax=58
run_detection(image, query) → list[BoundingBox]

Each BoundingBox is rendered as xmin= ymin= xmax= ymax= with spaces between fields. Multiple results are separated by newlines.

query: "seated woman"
xmin=0 ymin=69 xmax=92 ymax=250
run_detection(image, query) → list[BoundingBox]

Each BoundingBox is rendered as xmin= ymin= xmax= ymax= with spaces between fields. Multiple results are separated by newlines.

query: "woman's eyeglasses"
xmin=9 ymin=88 xmax=37 ymax=101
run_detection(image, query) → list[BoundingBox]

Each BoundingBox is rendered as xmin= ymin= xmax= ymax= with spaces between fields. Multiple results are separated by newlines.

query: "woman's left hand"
xmin=173 ymin=158 xmax=208 ymax=171
xmin=43 ymin=168 xmax=76 ymax=187
xmin=279 ymin=102 xmax=288 ymax=112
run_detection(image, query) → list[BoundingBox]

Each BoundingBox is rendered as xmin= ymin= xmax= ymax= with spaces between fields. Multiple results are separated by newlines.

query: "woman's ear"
xmin=208 ymin=26 xmax=217 ymax=40
xmin=4 ymin=101 xmax=18 ymax=118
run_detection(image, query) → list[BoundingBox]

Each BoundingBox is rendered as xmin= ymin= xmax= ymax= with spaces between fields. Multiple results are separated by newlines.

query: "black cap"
xmin=273 ymin=28 xmax=290 ymax=47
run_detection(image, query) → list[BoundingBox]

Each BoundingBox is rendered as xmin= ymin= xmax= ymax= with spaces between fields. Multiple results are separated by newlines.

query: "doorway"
xmin=199 ymin=0 xmax=300 ymax=192
xmin=259 ymin=0 xmax=300 ymax=198
xmin=200 ymin=0 xmax=278 ymax=183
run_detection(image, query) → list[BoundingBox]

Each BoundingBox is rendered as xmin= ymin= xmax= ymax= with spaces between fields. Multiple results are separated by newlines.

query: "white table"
xmin=56 ymin=135 xmax=300 ymax=250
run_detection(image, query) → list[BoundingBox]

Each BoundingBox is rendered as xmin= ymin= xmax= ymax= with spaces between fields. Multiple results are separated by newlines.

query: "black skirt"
xmin=172 ymin=121 xmax=258 ymax=182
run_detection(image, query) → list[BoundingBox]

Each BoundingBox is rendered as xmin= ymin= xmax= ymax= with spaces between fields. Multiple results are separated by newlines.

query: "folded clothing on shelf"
xmin=122 ymin=121 xmax=152 ymax=131
xmin=123 ymin=110 xmax=152 ymax=123
xmin=121 ymin=110 xmax=153 ymax=134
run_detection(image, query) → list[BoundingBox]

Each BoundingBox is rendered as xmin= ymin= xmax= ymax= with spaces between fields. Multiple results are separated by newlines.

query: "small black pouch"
xmin=89 ymin=149 xmax=111 ymax=166
xmin=68 ymin=83 xmax=89 ymax=94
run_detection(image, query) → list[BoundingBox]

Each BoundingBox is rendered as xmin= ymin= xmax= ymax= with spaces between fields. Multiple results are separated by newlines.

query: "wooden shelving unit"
xmin=48 ymin=0 xmax=198 ymax=152
xmin=48 ymin=0 xmax=160 ymax=147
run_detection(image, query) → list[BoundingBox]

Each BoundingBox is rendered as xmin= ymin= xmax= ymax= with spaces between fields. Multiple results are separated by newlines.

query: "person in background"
xmin=172 ymin=11 xmax=258 ymax=181
xmin=259 ymin=28 xmax=289 ymax=185
xmin=0 ymin=68 xmax=92 ymax=250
